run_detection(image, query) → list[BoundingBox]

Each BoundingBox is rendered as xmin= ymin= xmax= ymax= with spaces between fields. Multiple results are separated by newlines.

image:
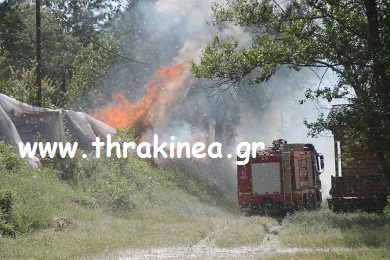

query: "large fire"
xmin=90 ymin=63 xmax=189 ymax=138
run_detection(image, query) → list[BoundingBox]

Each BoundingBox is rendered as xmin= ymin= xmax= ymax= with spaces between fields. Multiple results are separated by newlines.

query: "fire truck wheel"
xmin=328 ymin=201 xmax=333 ymax=211
xmin=303 ymin=194 xmax=308 ymax=209
xmin=245 ymin=211 xmax=252 ymax=217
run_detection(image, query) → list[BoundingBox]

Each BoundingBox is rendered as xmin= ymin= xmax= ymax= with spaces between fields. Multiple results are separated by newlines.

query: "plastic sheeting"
xmin=0 ymin=94 xmax=115 ymax=168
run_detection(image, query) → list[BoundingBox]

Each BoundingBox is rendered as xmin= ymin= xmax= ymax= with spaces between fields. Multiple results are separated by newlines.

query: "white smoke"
xmin=155 ymin=0 xmax=251 ymax=64
xmin=108 ymin=0 xmax=335 ymax=196
xmin=156 ymin=0 xmax=334 ymax=195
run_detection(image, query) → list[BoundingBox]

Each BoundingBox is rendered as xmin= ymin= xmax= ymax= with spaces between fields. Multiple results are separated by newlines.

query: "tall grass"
xmin=266 ymin=249 xmax=390 ymax=260
xmin=0 ymin=141 xmax=237 ymax=258
xmin=212 ymin=216 xmax=279 ymax=248
xmin=280 ymin=207 xmax=390 ymax=249
xmin=2 ymin=140 xmax=389 ymax=259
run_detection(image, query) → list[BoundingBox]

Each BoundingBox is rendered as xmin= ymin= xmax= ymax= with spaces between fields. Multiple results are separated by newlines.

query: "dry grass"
xmin=0 ymin=212 xmax=214 ymax=259
xmin=1 ymin=142 xmax=390 ymax=259
xmin=279 ymin=208 xmax=390 ymax=249
xmin=0 ymin=142 xmax=236 ymax=259
xmin=212 ymin=216 xmax=279 ymax=248
xmin=265 ymin=248 xmax=390 ymax=260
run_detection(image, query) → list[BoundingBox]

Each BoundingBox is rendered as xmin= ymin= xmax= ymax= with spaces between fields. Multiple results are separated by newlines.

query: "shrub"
xmin=0 ymin=189 xmax=16 ymax=236
xmin=0 ymin=142 xmax=23 ymax=172
xmin=3 ymin=67 xmax=57 ymax=108
xmin=384 ymin=197 xmax=390 ymax=216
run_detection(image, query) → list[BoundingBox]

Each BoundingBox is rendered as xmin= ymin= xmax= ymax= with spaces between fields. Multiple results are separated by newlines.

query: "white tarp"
xmin=0 ymin=94 xmax=115 ymax=168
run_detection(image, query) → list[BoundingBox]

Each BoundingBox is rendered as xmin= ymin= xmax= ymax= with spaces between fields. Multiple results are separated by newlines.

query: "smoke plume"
xmin=89 ymin=0 xmax=334 ymax=194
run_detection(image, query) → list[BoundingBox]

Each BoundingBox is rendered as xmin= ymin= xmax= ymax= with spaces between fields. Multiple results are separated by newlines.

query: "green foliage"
xmin=0 ymin=189 xmax=15 ymax=236
xmin=0 ymin=142 xmax=23 ymax=172
xmin=112 ymin=128 xmax=139 ymax=143
xmin=4 ymin=67 xmax=57 ymax=108
xmin=0 ymin=213 xmax=15 ymax=237
xmin=46 ymin=0 xmax=124 ymax=37
xmin=76 ymin=158 xmax=137 ymax=213
xmin=384 ymin=197 xmax=390 ymax=216
xmin=0 ymin=190 xmax=12 ymax=216
xmin=16 ymin=127 xmax=233 ymax=216
xmin=0 ymin=144 xmax=23 ymax=236
xmin=0 ymin=142 xmax=78 ymax=234
xmin=281 ymin=208 xmax=390 ymax=248
xmin=71 ymin=194 xmax=97 ymax=208
xmin=191 ymin=0 xmax=324 ymax=90
xmin=2 ymin=140 xmax=390 ymax=258
xmin=0 ymin=135 xmax=233 ymax=238
xmin=0 ymin=2 xmax=59 ymax=107
xmin=0 ymin=1 xmax=34 ymax=71
xmin=0 ymin=0 xmax=119 ymax=109
xmin=65 ymin=38 xmax=117 ymax=109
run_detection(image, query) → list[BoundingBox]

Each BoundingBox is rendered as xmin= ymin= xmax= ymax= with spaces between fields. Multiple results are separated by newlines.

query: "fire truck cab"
xmin=237 ymin=139 xmax=324 ymax=215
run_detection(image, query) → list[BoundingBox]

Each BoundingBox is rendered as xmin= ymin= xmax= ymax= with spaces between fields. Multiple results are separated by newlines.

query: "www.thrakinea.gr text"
xmin=18 ymin=134 xmax=265 ymax=165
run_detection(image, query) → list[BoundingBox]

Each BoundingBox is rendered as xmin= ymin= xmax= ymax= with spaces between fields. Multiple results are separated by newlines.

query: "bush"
xmin=3 ymin=67 xmax=57 ymax=108
xmin=0 ymin=142 xmax=23 ymax=172
xmin=0 ymin=189 xmax=16 ymax=236
xmin=384 ymin=197 xmax=390 ymax=216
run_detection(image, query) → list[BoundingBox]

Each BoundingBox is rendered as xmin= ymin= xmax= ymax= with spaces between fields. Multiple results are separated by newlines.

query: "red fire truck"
xmin=237 ymin=139 xmax=324 ymax=215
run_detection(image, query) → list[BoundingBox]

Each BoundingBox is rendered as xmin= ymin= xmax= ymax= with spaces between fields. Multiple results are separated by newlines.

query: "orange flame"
xmin=90 ymin=63 xmax=188 ymax=138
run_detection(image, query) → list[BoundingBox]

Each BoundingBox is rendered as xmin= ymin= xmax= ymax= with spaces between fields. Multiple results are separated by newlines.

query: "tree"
xmin=191 ymin=0 xmax=390 ymax=193
xmin=0 ymin=0 xmax=120 ymax=108
xmin=0 ymin=1 xmax=33 ymax=72
xmin=66 ymin=38 xmax=116 ymax=109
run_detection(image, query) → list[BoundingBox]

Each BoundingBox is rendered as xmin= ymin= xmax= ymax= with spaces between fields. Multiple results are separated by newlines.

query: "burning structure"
xmin=90 ymin=63 xmax=190 ymax=139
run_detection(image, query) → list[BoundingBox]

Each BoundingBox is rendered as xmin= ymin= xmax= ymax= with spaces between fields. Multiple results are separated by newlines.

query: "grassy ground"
xmin=0 ymin=142 xmax=236 ymax=259
xmin=1 ymin=212 xmax=215 ymax=259
xmin=211 ymin=216 xmax=279 ymax=248
xmin=1 ymin=142 xmax=390 ymax=259
xmin=279 ymin=207 xmax=390 ymax=249
xmin=263 ymin=207 xmax=390 ymax=260
xmin=266 ymin=249 xmax=390 ymax=260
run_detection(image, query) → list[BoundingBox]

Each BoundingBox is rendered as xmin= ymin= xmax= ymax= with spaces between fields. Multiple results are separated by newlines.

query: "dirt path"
xmin=115 ymin=246 xmax=275 ymax=259
xmin=113 ymin=220 xmax=283 ymax=259
xmin=113 ymin=244 xmax=355 ymax=260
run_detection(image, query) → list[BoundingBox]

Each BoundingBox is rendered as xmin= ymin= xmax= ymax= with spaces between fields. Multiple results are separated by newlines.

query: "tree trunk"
xmin=364 ymin=0 xmax=390 ymax=195
xmin=35 ymin=0 xmax=42 ymax=107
